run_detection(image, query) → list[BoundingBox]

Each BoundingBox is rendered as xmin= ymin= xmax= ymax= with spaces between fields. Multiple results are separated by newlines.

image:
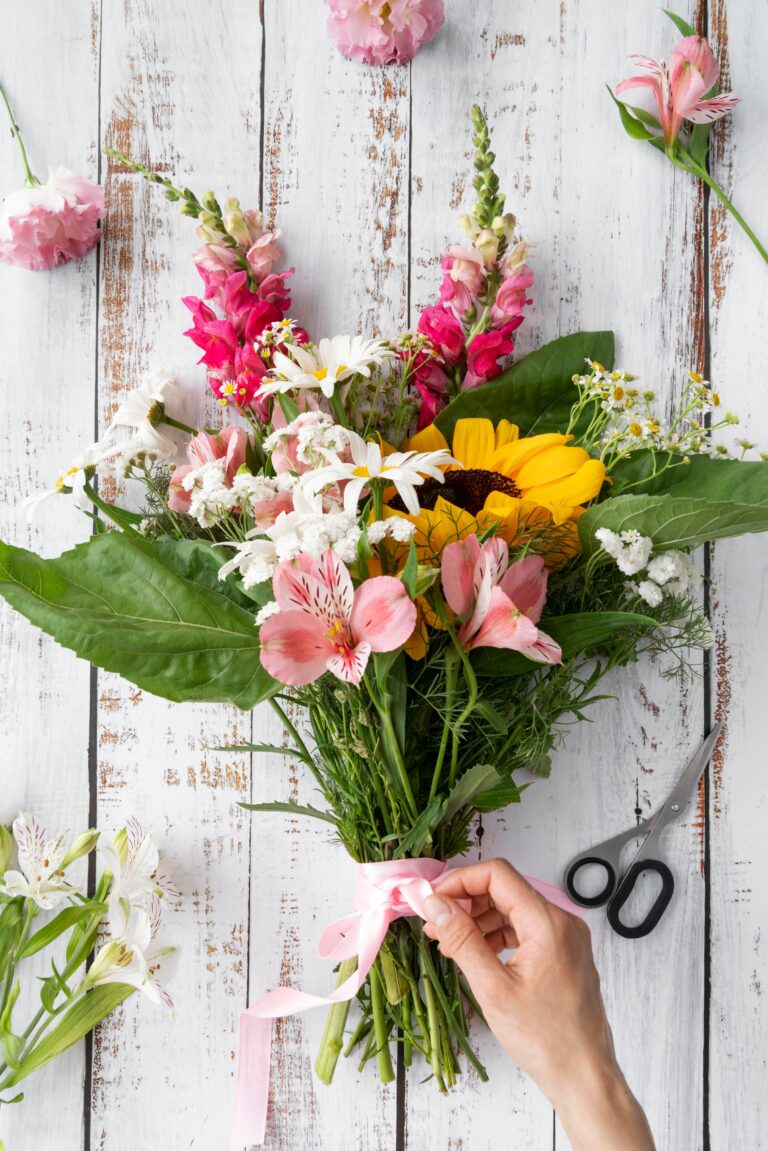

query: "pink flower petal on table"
xmin=350 ymin=576 xmax=417 ymax=652
xmin=259 ymin=610 xmax=334 ymax=686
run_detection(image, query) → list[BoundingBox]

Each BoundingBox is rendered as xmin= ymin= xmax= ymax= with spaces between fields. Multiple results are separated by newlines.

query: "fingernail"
xmin=424 ymin=895 xmax=452 ymax=927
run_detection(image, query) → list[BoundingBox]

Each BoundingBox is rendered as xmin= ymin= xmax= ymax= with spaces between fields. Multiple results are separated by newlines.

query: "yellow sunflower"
xmin=386 ymin=417 xmax=606 ymax=567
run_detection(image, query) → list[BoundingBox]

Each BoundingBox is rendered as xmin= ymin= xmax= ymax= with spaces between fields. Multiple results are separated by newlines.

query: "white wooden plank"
xmin=707 ymin=2 xmax=768 ymax=1146
xmin=0 ymin=2 xmax=98 ymax=1147
xmin=91 ymin=2 xmax=263 ymax=1148
xmin=408 ymin=3 xmax=705 ymax=1149
xmin=244 ymin=2 xmax=407 ymax=1144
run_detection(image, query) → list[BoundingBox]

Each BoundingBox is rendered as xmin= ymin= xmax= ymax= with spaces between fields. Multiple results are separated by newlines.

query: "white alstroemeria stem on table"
xmin=0 ymin=813 xmax=180 ymax=1108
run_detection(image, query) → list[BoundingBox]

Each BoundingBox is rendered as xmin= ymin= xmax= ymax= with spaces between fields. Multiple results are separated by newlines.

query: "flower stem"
xmin=0 ymin=85 xmax=39 ymax=187
xmin=369 ymin=961 xmax=395 ymax=1085
xmin=161 ymin=414 xmax=199 ymax=436
xmin=675 ymin=152 xmax=768 ymax=264
xmin=314 ymin=958 xmax=357 ymax=1085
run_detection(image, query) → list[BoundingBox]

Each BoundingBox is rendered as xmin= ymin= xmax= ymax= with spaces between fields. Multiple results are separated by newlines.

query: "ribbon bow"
xmin=233 ymin=858 xmax=578 ymax=1146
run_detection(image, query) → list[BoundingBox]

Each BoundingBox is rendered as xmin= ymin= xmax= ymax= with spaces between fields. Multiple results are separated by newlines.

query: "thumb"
xmin=423 ymin=894 xmax=505 ymax=992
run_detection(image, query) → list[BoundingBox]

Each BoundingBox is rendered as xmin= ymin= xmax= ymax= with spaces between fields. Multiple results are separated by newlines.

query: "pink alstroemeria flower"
xmin=616 ymin=35 xmax=739 ymax=147
xmin=441 ymin=535 xmax=562 ymax=663
xmin=260 ymin=550 xmax=417 ymax=686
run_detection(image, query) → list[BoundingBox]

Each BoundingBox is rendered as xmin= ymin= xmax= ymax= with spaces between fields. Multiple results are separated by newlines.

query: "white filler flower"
xmin=260 ymin=335 xmax=394 ymax=399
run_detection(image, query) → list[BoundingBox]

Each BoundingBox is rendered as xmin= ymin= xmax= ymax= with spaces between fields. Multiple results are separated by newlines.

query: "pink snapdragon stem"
xmin=233 ymin=858 xmax=581 ymax=1146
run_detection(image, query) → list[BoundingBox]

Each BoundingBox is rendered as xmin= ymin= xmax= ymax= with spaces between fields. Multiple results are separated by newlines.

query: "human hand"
xmin=423 ymin=858 xmax=655 ymax=1151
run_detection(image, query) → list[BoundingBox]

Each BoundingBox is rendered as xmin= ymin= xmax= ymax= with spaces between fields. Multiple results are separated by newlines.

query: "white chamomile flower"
xmin=260 ymin=335 xmax=394 ymax=400
xmin=302 ymin=430 xmax=456 ymax=516
xmin=0 ymin=812 xmax=81 ymax=910
xmin=20 ymin=440 xmax=120 ymax=522
xmin=108 ymin=368 xmax=179 ymax=462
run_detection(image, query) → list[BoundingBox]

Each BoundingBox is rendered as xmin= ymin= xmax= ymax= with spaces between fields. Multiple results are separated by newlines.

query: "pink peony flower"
xmin=417 ymin=304 xmax=465 ymax=365
xmin=464 ymin=325 xmax=516 ymax=389
xmin=325 ymin=0 xmax=444 ymax=66
xmin=0 ymin=166 xmax=104 ymax=271
xmin=168 ymin=426 xmax=251 ymax=513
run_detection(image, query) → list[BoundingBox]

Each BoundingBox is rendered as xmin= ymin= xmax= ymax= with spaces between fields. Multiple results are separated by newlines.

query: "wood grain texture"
xmin=1 ymin=0 xmax=766 ymax=1148
xmin=0 ymin=2 xmax=99 ymax=1147
xmin=707 ymin=1 xmax=768 ymax=1147
xmin=92 ymin=3 xmax=261 ymax=1149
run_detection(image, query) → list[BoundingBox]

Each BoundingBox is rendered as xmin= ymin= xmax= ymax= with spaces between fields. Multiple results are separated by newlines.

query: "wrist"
xmin=545 ymin=1055 xmax=655 ymax=1151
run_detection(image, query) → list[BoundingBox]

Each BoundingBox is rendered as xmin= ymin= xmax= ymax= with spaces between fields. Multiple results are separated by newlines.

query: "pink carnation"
xmin=464 ymin=325 xmax=517 ymax=389
xmin=0 ymin=167 xmax=103 ymax=271
xmin=326 ymin=0 xmax=444 ymax=66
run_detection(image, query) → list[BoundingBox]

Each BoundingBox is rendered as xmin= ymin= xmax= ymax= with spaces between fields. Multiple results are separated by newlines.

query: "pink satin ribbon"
xmin=233 ymin=858 xmax=580 ymax=1147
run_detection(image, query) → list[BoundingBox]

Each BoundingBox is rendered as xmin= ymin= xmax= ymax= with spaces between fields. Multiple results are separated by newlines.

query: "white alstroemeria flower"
xmin=100 ymin=817 xmax=167 ymax=919
xmin=20 ymin=440 xmax=120 ymax=522
xmin=0 ymin=812 xmax=81 ymax=910
xmin=303 ymin=430 xmax=457 ymax=517
xmin=260 ymin=335 xmax=394 ymax=400
xmin=90 ymin=897 xmax=179 ymax=1011
xmin=108 ymin=368 xmax=179 ymax=462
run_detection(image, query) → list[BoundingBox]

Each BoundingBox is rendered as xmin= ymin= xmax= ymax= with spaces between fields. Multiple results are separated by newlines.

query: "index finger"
xmin=435 ymin=859 xmax=549 ymax=940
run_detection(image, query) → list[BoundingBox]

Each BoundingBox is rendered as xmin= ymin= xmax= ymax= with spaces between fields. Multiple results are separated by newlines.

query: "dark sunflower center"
xmin=390 ymin=467 xmax=521 ymax=516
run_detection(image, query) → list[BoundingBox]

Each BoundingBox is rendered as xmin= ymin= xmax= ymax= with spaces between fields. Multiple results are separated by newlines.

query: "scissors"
xmin=563 ymin=723 xmax=722 ymax=939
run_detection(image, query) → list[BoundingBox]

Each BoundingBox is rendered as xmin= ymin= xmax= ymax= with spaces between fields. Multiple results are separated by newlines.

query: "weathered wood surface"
xmin=1 ymin=1 xmax=766 ymax=1148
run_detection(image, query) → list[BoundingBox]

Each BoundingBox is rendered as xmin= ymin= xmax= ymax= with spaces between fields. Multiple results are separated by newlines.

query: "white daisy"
xmin=302 ymin=430 xmax=456 ymax=516
xmin=260 ymin=335 xmax=394 ymax=399
xmin=20 ymin=440 xmax=120 ymax=521
xmin=108 ymin=367 xmax=179 ymax=462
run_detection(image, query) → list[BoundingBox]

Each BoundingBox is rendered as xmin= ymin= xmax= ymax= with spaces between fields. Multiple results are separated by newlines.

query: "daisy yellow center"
xmin=313 ymin=368 xmax=328 ymax=381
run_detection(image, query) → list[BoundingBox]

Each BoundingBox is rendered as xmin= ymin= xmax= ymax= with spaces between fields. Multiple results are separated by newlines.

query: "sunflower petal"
xmin=492 ymin=433 xmax=571 ymax=476
xmin=452 ymin=418 xmax=496 ymax=470
xmin=407 ymin=424 xmax=450 ymax=455
xmin=516 ymin=444 xmax=590 ymax=488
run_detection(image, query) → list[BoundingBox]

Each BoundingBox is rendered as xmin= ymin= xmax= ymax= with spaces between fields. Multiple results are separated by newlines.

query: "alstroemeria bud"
xmin=60 ymin=829 xmax=100 ymax=870
xmin=0 ymin=824 xmax=14 ymax=874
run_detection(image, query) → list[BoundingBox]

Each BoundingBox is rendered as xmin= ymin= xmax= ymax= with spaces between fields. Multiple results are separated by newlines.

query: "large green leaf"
xmin=579 ymin=489 xmax=768 ymax=556
xmin=473 ymin=611 xmax=656 ymax=677
xmin=609 ymin=453 xmax=768 ymax=502
xmin=0 ymin=535 xmax=280 ymax=710
xmin=434 ymin=331 xmax=615 ymax=441
xmin=7 ymin=985 xmax=133 ymax=1085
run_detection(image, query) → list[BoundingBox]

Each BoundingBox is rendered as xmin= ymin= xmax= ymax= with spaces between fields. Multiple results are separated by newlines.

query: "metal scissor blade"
xmin=657 ymin=722 xmax=723 ymax=826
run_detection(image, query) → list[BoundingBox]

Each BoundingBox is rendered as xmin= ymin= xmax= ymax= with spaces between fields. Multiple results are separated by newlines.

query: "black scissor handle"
xmin=606 ymin=859 xmax=675 ymax=939
xmin=565 ymin=856 xmax=617 ymax=908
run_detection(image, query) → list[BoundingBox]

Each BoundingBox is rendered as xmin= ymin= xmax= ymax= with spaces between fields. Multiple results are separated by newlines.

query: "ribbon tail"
xmin=232 ymin=1013 xmax=272 ymax=1148
xmin=525 ymin=874 xmax=583 ymax=917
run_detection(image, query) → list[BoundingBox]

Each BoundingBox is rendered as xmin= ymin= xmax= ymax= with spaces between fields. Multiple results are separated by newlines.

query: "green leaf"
xmin=276 ymin=392 xmax=300 ymax=423
xmin=211 ymin=742 xmax=307 ymax=762
xmin=394 ymin=796 xmax=446 ymax=858
xmin=609 ymin=453 xmax=768 ymax=501
xmin=435 ymin=331 xmax=615 ymax=441
xmin=7 ymin=985 xmax=134 ymax=1085
xmin=607 ymin=87 xmax=658 ymax=142
xmin=0 ymin=535 xmax=280 ymax=711
xmin=441 ymin=763 xmax=507 ymax=824
xmin=624 ymin=103 xmax=662 ymax=131
xmin=18 ymin=903 xmax=108 ymax=961
xmin=664 ymin=8 xmax=696 ymax=37
xmin=401 ymin=538 xmax=418 ymax=600
xmin=239 ymin=800 xmax=339 ymax=826
xmin=473 ymin=611 xmax=657 ymax=676
xmin=580 ymin=487 xmax=768 ymax=555
xmin=474 ymin=777 xmax=524 ymax=812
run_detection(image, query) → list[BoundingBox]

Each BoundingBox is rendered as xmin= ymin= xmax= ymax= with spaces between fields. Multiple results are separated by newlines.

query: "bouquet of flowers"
xmin=1 ymin=108 xmax=767 ymax=1112
xmin=0 ymin=814 xmax=178 ymax=1113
